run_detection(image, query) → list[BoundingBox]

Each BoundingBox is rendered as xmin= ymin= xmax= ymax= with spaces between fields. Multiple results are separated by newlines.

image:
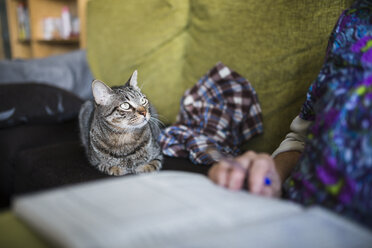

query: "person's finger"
xmin=260 ymin=184 xmax=275 ymax=197
xmin=248 ymin=155 xmax=272 ymax=194
xmin=208 ymin=162 xmax=228 ymax=183
xmin=263 ymin=171 xmax=282 ymax=197
xmin=227 ymin=165 xmax=246 ymax=191
xmin=235 ymin=151 xmax=257 ymax=170
xmin=214 ymin=160 xmax=231 ymax=187
xmin=208 ymin=163 xmax=219 ymax=183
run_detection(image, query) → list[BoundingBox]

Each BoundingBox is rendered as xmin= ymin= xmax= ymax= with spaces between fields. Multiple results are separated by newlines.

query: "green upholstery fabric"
xmin=0 ymin=211 xmax=47 ymax=247
xmin=87 ymin=0 xmax=354 ymax=153
xmin=87 ymin=0 xmax=189 ymax=125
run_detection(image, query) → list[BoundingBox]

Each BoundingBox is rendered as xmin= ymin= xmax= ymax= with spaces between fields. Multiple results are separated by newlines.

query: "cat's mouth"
xmin=131 ymin=117 xmax=149 ymax=128
xmin=113 ymin=115 xmax=149 ymax=130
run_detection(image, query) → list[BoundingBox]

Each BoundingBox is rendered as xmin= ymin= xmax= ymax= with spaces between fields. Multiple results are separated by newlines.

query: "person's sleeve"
xmin=271 ymin=116 xmax=313 ymax=158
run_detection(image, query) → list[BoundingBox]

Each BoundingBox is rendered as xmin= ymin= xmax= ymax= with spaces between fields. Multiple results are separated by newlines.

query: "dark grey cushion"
xmin=0 ymin=83 xmax=83 ymax=128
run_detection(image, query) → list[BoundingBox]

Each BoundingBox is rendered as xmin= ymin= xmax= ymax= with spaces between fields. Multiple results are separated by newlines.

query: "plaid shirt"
xmin=159 ymin=62 xmax=263 ymax=165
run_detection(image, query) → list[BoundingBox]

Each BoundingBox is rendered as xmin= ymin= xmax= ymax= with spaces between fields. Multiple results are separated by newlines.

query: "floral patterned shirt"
xmin=284 ymin=0 xmax=372 ymax=229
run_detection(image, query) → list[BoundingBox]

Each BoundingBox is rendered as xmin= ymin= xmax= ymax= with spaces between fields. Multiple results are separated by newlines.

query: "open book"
xmin=13 ymin=171 xmax=372 ymax=248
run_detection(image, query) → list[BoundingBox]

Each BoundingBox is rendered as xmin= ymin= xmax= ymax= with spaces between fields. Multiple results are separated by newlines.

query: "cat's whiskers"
xmin=150 ymin=116 xmax=165 ymax=128
xmin=151 ymin=113 xmax=169 ymax=125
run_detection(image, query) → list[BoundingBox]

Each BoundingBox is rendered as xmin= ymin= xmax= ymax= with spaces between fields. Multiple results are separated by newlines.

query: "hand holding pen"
xmin=207 ymin=149 xmax=282 ymax=197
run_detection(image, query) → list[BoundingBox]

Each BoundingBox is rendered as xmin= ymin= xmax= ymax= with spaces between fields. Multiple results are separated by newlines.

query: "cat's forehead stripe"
xmin=126 ymin=91 xmax=142 ymax=99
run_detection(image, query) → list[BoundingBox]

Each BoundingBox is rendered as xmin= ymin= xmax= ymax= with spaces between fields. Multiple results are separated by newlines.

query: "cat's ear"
xmin=126 ymin=70 xmax=140 ymax=90
xmin=92 ymin=80 xmax=113 ymax=106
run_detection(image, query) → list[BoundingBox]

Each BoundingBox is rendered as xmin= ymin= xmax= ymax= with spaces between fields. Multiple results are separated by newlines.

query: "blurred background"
xmin=0 ymin=0 xmax=87 ymax=60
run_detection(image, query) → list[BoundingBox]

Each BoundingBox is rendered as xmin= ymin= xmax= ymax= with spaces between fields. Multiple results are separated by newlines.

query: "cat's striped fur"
xmin=79 ymin=71 xmax=163 ymax=176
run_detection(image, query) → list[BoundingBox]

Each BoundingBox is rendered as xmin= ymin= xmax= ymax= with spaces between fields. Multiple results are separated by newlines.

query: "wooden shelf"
xmin=6 ymin=0 xmax=88 ymax=59
xmin=17 ymin=39 xmax=31 ymax=43
xmin=36 ymin=37 xmax=79 ymax=43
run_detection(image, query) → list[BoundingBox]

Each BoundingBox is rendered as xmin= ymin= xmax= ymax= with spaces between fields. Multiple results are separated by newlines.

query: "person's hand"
xmin=208 ymin=151 xmax=282 ymax=197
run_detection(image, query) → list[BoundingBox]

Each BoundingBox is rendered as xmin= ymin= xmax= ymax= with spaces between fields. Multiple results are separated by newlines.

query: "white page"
xmin=12 ymin=171 xmax=372 ymax=248
xmin=178 ymin=206 xmax=372 ymax=248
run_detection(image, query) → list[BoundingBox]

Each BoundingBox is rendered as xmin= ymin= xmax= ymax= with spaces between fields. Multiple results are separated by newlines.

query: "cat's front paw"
xmin=135 ymin=160 xmax=162 ymax=174
xmin=108 ymin=166 xmax=127 ymax=176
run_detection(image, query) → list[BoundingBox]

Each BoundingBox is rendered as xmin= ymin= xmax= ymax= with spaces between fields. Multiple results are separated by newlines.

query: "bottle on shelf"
xmin=60 ymin=6 xmax=71 ymax=39
xmin=16 ymin=2 xmax=30 ymax=41
xmin=42 ymin=6 xmax=79 ymax=41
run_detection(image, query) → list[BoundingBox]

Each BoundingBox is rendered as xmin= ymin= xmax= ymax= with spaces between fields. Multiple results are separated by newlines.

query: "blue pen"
xmin=264 ymin=177 xmax=271 ymax=186
xmin=206 ymin=148 xmax=271 ymax=187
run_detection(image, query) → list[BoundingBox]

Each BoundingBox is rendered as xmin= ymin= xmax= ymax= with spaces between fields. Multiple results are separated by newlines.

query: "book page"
xmin=180 ymin=206 xmax=372 ymax=248
xmin=12 ymin=171 xmax=372 ymax=248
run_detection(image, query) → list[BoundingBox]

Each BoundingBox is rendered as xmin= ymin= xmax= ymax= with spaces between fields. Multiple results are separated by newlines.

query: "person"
xmin=208 ymin=0 xmax=372 ymax=227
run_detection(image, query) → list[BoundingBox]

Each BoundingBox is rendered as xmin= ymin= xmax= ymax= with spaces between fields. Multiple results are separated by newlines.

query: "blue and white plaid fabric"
xmin=159 ymin=62 xmax=263 ymax=165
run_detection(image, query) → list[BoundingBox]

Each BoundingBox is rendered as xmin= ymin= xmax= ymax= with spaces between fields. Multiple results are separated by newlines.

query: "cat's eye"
xmin=120 ymin=102 xmax=131 ymax=110
xmin=140 ymin=97 xmax=148 ymax=105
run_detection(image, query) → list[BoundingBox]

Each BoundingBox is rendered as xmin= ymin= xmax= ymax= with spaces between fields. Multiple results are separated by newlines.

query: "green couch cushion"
xmin=87 ymin=0 xmax=189 ymax=124
xmin=87 ymin=0 xmax=353 ymax=153
xmin=0 ymin=211 xmax=47 ymax=247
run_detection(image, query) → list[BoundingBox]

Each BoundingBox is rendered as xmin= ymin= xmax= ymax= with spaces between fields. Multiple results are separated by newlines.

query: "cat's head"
xmin=92 ymin=70 xmax=151 ymax=130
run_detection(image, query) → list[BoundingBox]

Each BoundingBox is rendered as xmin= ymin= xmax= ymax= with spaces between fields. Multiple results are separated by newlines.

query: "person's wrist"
xmin=273 ymin=151 xmax=302 ymax=184
xmin=276 ymin=168 xmax=286 ymax=184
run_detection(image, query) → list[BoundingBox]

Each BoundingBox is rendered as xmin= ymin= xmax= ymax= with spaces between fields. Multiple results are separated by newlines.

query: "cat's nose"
xmin=137 ymin=107 xmax=147 ymax=117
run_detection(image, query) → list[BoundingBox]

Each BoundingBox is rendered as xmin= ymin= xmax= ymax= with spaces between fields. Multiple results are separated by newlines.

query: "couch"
xmin=0 ymin=0 xmax=355 ymax=246
xmin=86 ymin=0 xmax=353 ymax=153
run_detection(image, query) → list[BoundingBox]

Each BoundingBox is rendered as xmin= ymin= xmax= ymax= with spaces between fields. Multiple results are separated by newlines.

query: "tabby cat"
xmin=79 ymin=71 xmax=163 ymax=176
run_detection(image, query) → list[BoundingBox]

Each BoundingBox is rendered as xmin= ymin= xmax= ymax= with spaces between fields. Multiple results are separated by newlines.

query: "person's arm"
xmin=271 ymin=116 xmax=312 ymax=158
xmin=271 ymin=115 xmax=312 ymax=183
xmin=273 ymin=151 xmax=302 ymax=183
xmin=208 ymin=115 xmax=312 ymax=197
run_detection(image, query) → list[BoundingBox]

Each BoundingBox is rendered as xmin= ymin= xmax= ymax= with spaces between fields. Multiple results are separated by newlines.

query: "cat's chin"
xmin=116 ymin=119 xmax=148 ymax=130
xmin=131 ymin=120 xmax=148 ymax=129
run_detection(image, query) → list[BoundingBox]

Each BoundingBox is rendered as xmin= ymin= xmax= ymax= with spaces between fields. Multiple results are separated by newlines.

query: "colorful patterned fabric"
xmin=285 ymin=0 xmax=372 ymax=228
xmin=159 ymin=62 xmax=263 ymax=165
